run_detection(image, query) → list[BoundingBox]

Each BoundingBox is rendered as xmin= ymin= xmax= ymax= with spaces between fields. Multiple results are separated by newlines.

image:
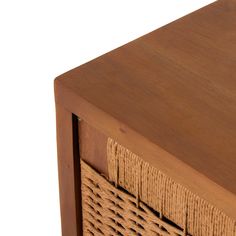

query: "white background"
xmin=0 ymin=1 xmax=214 ymax=235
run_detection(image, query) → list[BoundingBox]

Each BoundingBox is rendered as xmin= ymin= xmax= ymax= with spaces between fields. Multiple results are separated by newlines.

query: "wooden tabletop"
xmin=55 ymin=0 xmax=236 ymax=219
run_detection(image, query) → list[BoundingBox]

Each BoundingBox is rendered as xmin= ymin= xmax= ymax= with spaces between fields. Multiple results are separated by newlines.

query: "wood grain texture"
xmin=55 ymin=0 xmax=236 ymax=220
xmin=79 ymin=121 xmax=108 ymax=176
xmin=55 ymin=103 xmax=82 ymax=236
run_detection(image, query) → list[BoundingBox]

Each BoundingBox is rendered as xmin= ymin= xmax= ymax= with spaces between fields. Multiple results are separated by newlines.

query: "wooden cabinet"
xmin=55 ymin=1 xmax=236 ymax=235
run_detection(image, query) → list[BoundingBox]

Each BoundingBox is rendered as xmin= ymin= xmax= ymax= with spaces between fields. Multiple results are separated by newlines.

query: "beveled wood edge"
xmin=55 ymin=77 xmax=236 ymax=220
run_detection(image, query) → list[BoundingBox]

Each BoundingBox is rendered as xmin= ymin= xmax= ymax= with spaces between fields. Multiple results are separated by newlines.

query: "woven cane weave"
xmin=81 ymin=159 xmax=187 ymax=236
xmin=107 ymin=138 xmax=236 ymax=236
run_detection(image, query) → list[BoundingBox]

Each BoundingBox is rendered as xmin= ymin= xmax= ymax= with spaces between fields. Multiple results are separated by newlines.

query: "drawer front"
xmin=79 ymin=121 xmax=236 ymax=236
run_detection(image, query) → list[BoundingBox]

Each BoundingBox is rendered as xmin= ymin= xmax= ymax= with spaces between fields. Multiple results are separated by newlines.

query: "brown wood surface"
xmin=79 ymin=121 xmax=108 ymax=176
xmin=55 ymin=103 xmax=82 ymax=236
xmin=55 ymin=0 xmax=236 ymax=223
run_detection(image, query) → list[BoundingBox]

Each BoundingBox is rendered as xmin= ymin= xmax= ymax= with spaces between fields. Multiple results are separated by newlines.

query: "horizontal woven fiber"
xmin=107 ymin=138 xmax=236 ymax=236
xmin=81 ymin=160 xmax=187 ymax=236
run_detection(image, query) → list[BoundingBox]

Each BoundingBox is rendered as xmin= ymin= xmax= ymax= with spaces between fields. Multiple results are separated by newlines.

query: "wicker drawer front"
xmin=80 ymin=137 xmax=236 ymax=236
xmin=81 ymin=160 xmax=185 ymax=236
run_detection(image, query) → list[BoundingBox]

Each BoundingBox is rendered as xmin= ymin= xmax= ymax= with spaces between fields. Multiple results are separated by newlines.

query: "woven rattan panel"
xmin=107 ymin=138 xmax=236 ymax=236
xmin=81 ymin=160 xmax=186 ymax=236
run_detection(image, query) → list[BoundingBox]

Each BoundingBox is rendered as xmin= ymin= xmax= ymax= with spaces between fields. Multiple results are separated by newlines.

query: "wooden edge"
xmin=55 ymin=98 xmax=82 ymax=235
xmin=55 ymin=77 xmax=236 ymax=220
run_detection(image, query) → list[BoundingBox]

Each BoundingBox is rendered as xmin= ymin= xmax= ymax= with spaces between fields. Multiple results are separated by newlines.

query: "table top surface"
xmin=57 ymin=0 xmax=236 ymax=199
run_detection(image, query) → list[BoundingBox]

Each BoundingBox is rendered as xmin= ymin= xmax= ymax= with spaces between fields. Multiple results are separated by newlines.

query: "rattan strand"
xmin=107 ymin=138 xmax=236 ymax=236
xmin=81 ymin=159 xmax=187 ymax=236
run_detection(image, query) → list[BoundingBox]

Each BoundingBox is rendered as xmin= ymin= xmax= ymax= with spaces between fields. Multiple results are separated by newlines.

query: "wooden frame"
xmin=55 ymin=104 xmax=82 ymax=235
